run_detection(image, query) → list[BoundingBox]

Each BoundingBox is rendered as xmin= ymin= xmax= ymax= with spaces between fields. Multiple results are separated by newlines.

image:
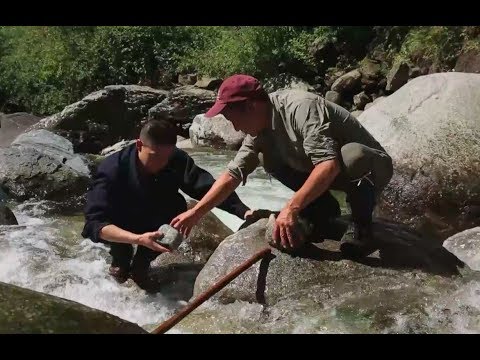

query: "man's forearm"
xmin=286 ymin=159 xmax=340 ymax=213
xmin=193 ymin=171 xmax=241 ymax=217
xmin=99 ymin=224 xmax=139 ymax=245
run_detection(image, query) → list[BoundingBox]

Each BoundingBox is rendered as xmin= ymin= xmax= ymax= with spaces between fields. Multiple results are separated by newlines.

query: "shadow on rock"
xmin=242 ymin=211 xmax=465 ymax=276
xmin=147 ymin=262 xmax=204 ymax=301
xmin=293 ymin=216 xmax=466 ymax=276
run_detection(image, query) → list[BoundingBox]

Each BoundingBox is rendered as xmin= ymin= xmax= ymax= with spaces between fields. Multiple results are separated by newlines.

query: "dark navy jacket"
xmin=81 ymin=144 xmax=249 ymax=243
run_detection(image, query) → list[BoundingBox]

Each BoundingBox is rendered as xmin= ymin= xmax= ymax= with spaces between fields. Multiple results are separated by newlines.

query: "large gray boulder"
xmin=194 ymin=218 xmax=462 ymax=306
xmin=0 ymin=130 xmax=90 ymax=201
xmin=0 ymin=281 xmax=147 ymax=334
xmin=180 ymin=218 xmax=468 ymax=334
xmin=359 ymin=72 xmax=480 ymax=240
xmin=189 ymin=114 xmax=246 ymax=150
xmin=0 ymin=204 xmax=18 ymax=225
xmin=148 ymin=85 xmax=216 ymax=138
xmin=0 ymin=112 xmax=40 ymax=147
xmin=30 ymin=85 xmax=168 ymax=154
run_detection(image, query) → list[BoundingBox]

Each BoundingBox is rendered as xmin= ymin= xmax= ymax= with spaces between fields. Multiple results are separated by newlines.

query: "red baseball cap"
xmin=205 ymin=74 xmax=267 ymax=118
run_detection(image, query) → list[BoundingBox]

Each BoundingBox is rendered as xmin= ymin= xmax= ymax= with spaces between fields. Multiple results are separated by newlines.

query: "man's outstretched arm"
xmin=171 ymin=171 xmax=241 ymax=237
xmin=171 ymin=135 xmax=260 ymax=237
xmin=99 ymin=225 xmax=170 ymax=253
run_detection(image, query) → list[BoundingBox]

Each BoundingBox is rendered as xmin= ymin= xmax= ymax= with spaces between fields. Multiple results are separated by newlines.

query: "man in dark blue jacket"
xmin=81 ymin=120 xmax=251 ymax=291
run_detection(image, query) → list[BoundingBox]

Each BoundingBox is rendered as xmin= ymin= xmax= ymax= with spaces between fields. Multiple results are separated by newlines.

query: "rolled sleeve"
xmin=300 ymin=101 xmax=339 ymax=166
xmin=227 ymin=135 xmax=260 ymax=185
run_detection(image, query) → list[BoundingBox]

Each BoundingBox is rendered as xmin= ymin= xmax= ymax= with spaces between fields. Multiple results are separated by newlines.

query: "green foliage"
xmin=0 ymin=26 xmax=475 ymax=116
xmin=460 ymin=26 xmax=480 ymax=52
xmin=178 ymin=26 xmax=305 ymax=78
xmin=289 ymin=27 xmax=338 ymax=69
xmin=395 ymin=26 xmax=464 ymax=69
xmin=0 ymin=26 xmax=96 ymax=114
xmin=0 ymin=26 xmax=198 ymax=114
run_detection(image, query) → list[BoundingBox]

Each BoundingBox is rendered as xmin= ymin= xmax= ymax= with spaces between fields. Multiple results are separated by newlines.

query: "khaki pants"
xmin=333 ymin=143 xmax=393 ymax=194
xmin=259 ymin=142 xmax=393 ymax=225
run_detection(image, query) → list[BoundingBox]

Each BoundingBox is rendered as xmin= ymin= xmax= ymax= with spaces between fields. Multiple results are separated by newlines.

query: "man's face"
xmin=221 ymin=101 xmax=266 ymax=137
xmin=136 ymin=140 xmax=174 ymax=173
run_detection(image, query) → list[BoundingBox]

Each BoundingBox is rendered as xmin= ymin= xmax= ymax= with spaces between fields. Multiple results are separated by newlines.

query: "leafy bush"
xmin=395 ymin=26 xmax=464 ymax=69
xmin=0 ymin=26 xmax=475 ymax=116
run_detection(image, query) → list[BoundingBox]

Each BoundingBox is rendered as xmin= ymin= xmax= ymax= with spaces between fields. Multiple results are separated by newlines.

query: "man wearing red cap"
xmin=171 ymin=74 xmax=393 ymax=258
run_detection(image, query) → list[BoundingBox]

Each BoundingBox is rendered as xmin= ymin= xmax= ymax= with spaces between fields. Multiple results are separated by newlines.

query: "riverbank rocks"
xmin=359 ymin=72 xmax=480 ymax=240
xmin=0 ymin=130 xmax=90 ymax=201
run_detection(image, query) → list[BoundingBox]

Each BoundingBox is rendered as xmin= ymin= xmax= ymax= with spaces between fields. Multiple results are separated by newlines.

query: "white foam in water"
xmin=423 ymin=279 xmax=480 ymax=334
xmin=0 ymin=203 xmax=179 ymax=331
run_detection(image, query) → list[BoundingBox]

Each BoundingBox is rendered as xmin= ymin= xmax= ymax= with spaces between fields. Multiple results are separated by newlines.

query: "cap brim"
xmin=205 ymin=101 xmax=227 ymax=118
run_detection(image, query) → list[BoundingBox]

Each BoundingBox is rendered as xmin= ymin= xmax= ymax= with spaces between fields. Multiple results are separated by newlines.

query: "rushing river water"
xmin=0 ymin=148 xmax=478 ymax=333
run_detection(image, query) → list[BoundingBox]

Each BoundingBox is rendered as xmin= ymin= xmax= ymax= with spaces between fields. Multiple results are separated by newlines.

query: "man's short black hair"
xmin=139 ymin=120 xmax=177 ymax=146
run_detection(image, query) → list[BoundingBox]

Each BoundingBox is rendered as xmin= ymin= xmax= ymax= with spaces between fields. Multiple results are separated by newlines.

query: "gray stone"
xmin=359 ymin=72 xmax=480 ymax=239
xmin=0 ymin=112 xmax=40 ymax=147
xmin=0 ymin=130 xmax=90 ymax=201
xmin=157 ymin=224 xmax=185 ymax=251
xmin=189 ymin=114 xmax=245 ymax=150
xmin=30 ymin=85 xmax=168 ymax=154
xmin=331 ymin=70 xmax=362 ymax=93
xmin=151 ymin=199 xmax=232 ymax=267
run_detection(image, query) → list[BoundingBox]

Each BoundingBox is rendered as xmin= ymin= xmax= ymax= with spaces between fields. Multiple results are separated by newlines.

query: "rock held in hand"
xmin=156 ymin=224 xmax=185 ymax=250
